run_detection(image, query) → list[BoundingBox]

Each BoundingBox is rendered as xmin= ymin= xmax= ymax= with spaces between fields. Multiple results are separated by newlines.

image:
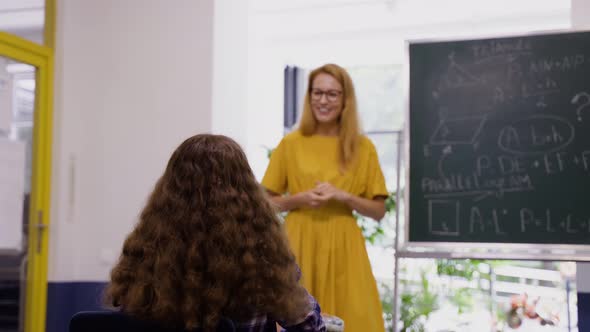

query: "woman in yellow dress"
xmin=262 ymin=64 xmax=388 ymax=332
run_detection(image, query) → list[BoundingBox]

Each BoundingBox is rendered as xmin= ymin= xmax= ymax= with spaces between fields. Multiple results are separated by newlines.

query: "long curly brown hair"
xmin=105 ymin=134 xmax=310 ymax=331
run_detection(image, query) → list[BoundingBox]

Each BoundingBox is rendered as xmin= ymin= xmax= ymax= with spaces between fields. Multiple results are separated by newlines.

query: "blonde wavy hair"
xmin=298 ymin=63 xmax=361 ymax=169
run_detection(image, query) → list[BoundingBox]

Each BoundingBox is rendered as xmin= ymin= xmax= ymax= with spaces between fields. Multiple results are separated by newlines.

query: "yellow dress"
xmin=262 ymin=130 xmax=387 ymax=332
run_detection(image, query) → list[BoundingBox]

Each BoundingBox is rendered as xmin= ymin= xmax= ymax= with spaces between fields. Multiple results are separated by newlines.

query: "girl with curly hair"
xmin=105 ymin=134 xmax=325 ymax=332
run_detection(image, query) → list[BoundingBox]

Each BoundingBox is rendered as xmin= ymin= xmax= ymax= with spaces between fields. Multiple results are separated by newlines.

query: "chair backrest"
xmin=69 ymin=311 xmax=236 ymax=332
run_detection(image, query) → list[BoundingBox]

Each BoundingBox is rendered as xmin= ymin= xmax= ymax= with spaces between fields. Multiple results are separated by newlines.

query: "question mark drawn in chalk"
xmin=572 ymin=92 xmax=590 ymax=122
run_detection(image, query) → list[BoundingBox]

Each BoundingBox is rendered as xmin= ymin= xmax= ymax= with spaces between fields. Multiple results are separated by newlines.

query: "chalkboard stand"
xmin=392 ymin=30 xmax=590 ymax=331
xmin=391 ymin=130 xmax=590 ymax=332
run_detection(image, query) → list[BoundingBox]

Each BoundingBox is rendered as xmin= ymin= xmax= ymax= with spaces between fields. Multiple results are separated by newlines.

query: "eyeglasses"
xmin=310 ymin=89 xmax=343 ymax=102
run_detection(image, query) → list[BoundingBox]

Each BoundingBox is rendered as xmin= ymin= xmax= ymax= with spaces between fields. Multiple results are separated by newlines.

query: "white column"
xmin=50 ymin=0 xmax=215 ymax=282
xmin=212 ymin=0 xmax=249 ymax=148
xmin=572 ymin=0 xmax=590 ymax=29
xmin=212 ymin=0 xmax=284 ymax=180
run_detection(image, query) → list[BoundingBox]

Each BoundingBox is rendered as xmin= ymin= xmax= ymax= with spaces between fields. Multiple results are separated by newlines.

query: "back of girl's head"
xmin=105 ymin=134 xmax=310 ymax=331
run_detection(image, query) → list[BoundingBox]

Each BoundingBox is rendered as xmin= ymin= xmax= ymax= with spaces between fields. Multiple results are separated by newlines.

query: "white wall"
xmin=572 ymin=0 xmax=590 ymax=30
xmin=46 ymin=0 xmax=579 ymax=283
xmin=572 ymin=0 xmax=590 ymax=292
xmin=50 ymin=0 xmax=214 ymax=282
xmin=246 ymin=0 xmax=571 ymax=179
xmin=212 ymin=0 xmax=249 ymax=148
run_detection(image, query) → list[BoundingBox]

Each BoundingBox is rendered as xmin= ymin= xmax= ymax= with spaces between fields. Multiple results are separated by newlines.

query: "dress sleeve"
xmin=261 ymin=138 xmax=288 ymax=194
xmin=361 ymin=139 xmax=389 ymax=200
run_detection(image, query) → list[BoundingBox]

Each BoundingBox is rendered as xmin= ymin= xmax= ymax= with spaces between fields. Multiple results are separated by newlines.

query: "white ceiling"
xmin=251 ymin=0 xmax=569 ymax=14
xmin=250 ymin=0 xmax=571 ymax=40
xmin=0 ymin=0 xmax=573 ymax=47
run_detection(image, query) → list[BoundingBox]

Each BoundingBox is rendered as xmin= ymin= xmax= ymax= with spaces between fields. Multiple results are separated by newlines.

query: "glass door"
xmin=0 ymin=54 xmax=35 ymax=332
xmin=0 ymin=32 xmax=53 ymax=332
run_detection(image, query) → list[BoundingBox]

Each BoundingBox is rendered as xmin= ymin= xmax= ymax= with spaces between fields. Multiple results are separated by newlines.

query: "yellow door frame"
xmin=0 ymin=31 xmax=53 ymax=332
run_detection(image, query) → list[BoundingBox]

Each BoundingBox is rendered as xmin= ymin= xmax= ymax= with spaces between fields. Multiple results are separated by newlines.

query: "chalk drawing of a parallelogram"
xmin=428 ymin=199 xmax=460 ymax=236
xmin=430 ymin=115 xmax=487 ymax=146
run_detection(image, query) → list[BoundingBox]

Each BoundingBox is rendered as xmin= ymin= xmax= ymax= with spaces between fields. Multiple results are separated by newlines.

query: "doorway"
xmin=0 ymin=31 xmax=53 ymax=332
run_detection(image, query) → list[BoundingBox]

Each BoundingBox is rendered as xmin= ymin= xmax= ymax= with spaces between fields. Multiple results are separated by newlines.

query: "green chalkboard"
xmin=409 ymin=31 xmax=590 ymax=244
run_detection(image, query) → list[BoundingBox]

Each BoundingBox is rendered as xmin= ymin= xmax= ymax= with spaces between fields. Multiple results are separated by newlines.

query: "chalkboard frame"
xmin=401 ymin=29 xmax=590 ymax=261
